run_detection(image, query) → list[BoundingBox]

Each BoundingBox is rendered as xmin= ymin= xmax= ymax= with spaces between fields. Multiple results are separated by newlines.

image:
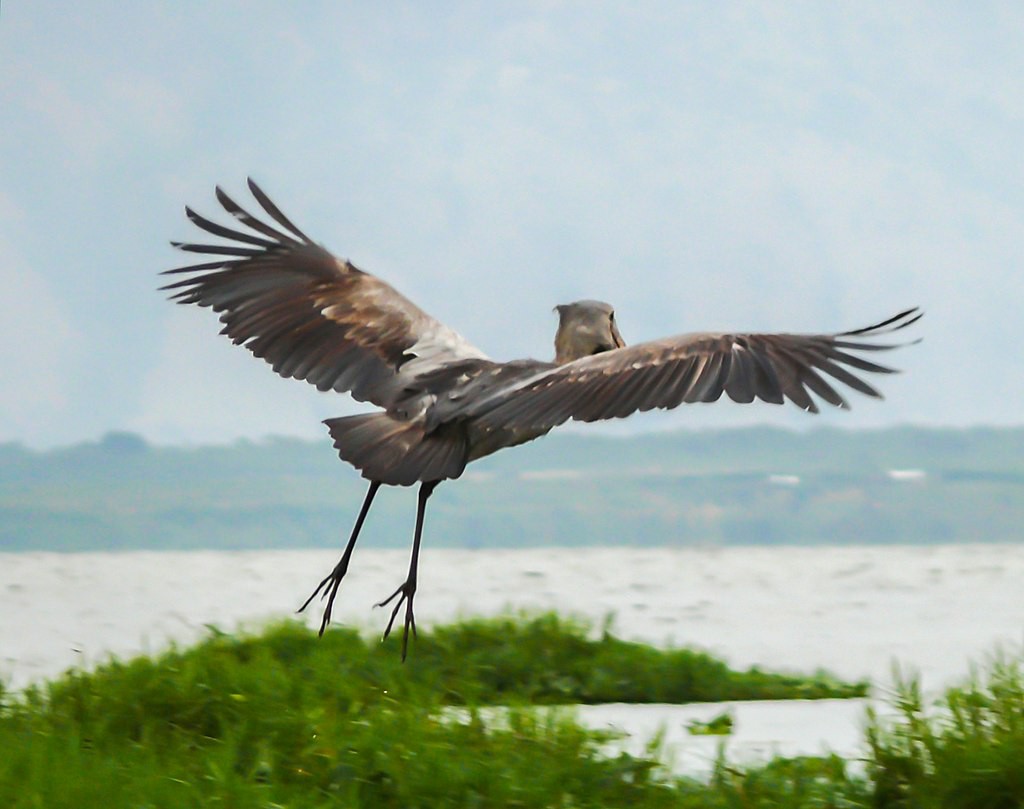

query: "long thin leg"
xmin=298 ymin=480 xmax=381 ymax=636
xmin=376 ymin=480 xmax=439 ymax=661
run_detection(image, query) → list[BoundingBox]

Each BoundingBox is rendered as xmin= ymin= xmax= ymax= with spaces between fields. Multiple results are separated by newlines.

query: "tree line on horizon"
xmin=1 ymin=425 xmax=1021 ymax=551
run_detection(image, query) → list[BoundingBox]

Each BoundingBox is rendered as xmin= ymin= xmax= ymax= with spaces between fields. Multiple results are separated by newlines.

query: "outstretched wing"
xmin=471 ymin=308 xmax=922 ymax=430
xmin=161 ymin=179 xmax=489 ymax=411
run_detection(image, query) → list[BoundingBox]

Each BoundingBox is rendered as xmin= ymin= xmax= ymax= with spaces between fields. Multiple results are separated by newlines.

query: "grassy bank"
xmin=1 ymin=616 xmax=1021 ymax=807
xmin=415 ymin=613 xmax=866 ymax=703
xmin=6 ymin=612 xmax=865 ymax=712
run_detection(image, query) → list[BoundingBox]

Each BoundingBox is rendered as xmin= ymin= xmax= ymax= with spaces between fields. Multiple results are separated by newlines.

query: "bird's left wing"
xmin=161 ymin=180 xmax=489 ymax=411
xmin=470 ymin=308 xmax=922 ymax=431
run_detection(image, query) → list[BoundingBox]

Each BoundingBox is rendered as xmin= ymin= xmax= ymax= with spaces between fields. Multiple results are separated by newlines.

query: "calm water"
xmin=3 ymin=544 xmax=1023 ymax=772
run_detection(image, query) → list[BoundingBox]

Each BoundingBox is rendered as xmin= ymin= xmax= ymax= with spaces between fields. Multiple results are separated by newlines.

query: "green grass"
xmin=866 ymin=655 xmax=1024 ymax=808
xmin=413 ymin=613 xmax=868 ymax=703
xmin=2 ymin=616 xmax=1023 ymax=807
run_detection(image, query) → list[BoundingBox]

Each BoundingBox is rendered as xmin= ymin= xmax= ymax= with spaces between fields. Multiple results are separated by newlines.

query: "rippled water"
xmin=3 ymin=544 xmax=1022 ymax=772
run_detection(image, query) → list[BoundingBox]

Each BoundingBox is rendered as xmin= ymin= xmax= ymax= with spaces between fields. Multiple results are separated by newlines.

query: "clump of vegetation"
xmin=0 ymin=615 xmax=861 ymax=808
xmin=705 ymin=754 xmax=868 ymax=807
xmin=414 ymin=613 xmax=868 ymax=703
xmin=687 ymin=709 xmax=734 ymax=736
xmin=4 ymin=613 xmax=863 ymax=721
xmin=2 ymin=616 xmax=1022 ymax=808
xmin=867 ymin=654 xmax=1024 ymax=808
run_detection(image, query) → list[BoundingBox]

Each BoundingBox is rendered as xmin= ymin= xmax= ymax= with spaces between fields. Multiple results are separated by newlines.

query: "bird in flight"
xmin=163 ymin=179 xmax=921 ymax=659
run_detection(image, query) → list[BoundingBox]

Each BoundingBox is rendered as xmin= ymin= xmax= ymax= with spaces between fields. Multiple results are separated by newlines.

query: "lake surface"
xmin=3 ymin=544 xmax=1023 ymax=773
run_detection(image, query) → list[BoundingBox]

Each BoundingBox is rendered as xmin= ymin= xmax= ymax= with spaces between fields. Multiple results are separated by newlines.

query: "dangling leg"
xmin=298 ymin=480 xmax=381 ymax=636
xmin=376 ymin=480 xmax=439 ymax=661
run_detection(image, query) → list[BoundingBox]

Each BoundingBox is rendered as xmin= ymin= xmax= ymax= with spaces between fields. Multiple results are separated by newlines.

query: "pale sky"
xmin=2 ymin=2 xmax=1022 ymax=448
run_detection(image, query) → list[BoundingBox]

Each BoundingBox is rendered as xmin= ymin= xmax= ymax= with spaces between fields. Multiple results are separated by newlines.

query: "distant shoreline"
xmin=2 ymin=425 xmax=1022 ymax=551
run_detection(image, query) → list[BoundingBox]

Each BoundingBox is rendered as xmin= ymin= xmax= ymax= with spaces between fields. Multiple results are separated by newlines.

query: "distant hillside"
xmin=1 ymin=426 xmax=1022 ymax=551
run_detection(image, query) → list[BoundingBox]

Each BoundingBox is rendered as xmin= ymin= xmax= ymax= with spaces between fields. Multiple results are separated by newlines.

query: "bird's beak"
xmin=611 ymin=319 xmax=626 ymax=349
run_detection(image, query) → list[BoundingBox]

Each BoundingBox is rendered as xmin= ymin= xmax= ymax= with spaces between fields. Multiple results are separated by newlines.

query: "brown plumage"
xmin=163 ymin=179 xmax=922 ymax=659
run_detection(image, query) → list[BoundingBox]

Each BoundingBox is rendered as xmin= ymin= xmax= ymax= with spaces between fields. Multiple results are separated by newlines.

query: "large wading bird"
xmin=163 ymin=179 xmax=921 ymax=659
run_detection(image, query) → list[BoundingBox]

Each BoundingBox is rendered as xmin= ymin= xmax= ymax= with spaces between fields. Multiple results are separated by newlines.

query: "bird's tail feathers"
xmin=324 ymin=413 xmax=468 ymax=486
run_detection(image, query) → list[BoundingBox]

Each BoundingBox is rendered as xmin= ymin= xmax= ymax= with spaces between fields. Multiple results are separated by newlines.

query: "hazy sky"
xmin=2 ymin=3 xmax=1022 ymax=448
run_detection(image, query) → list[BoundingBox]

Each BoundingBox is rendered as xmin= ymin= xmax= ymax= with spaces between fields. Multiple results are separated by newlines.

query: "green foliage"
xmin=703 ymin=754 xmax=868 ymax=808
xmin=687 ymin=709 xmax=734 ymax=735
xmin=867 ymin=655 xmax=1024 ymax=808
xmin=414 ymin=613 xmax=867 ymax=703
xmin=0 ymin=615 xmax=863 ymax=808
xmin=2 ymin=618 xmax=1024 ymax=808
xmin=9 ymin=614 xmax=865 ymax=732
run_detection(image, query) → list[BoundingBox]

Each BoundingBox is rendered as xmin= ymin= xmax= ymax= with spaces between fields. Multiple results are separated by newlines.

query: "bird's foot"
xmin=297 ymin=560 xmax=350 ymax=637
xmin=376 ymin=580 xmax=417 ymax=661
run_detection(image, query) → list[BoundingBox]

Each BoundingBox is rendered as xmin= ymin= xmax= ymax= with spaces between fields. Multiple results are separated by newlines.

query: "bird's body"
xmin=164 ymin=179 xmax=921 ymax=658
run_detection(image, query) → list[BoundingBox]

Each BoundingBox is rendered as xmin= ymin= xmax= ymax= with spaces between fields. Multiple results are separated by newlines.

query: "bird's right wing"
xmin=161 ymin=180 xmax=489 ymax=411
xmin=471 ymin=308 xmax=922 ymax=431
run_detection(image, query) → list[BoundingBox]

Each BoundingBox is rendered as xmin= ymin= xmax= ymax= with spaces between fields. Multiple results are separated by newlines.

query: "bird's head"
xmin=553 ymin=300 xmax=626 ymax=364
